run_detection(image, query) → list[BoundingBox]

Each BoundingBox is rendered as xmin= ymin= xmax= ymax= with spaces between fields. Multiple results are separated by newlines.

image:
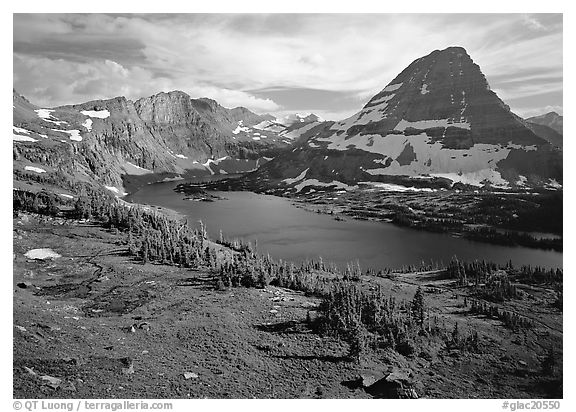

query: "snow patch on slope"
xmin=381 ymin=82 xmax=403 ymax=92
xmin=105 ymin=186 xmax=128 ymax=196
xmin=232 ymin=120 xmax=250 ymax=135
xmin=395 ymin=118 xmax=471 ymax=131
xmin=62 ymin=129 xmax=82 ymax=141
xmin=35 ymin=109 xmax=68 ymax=126
xmin=359 ymin=182 xmax=434 ymax=192
xmin=24 ymin=166 xmax=46 ymax=174
xmin=280 ymin=122 xmax=319 ymax=140
xmin=82 ymin=118 xmax=93 ymax=131
xmin=81 ymin=109 xmax=110 ymax=119
xmin=431 ymin=169 xmax=509 ymax=188
xmin=282 ymin=168 xmax=309 ymax=185
xmin=294 ymin=179 xmax=356 ymax=193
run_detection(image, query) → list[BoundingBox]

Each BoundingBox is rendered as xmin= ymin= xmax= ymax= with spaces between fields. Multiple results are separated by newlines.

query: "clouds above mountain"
xmin=13 ymin=13 xmax=562 ymax=119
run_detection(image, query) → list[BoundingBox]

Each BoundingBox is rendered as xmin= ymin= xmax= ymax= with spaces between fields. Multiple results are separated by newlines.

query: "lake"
xmin=126 ymin=182 xmax=563 ymax=271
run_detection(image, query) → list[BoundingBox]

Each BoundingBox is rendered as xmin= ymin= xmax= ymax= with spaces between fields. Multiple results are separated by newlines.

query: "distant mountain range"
xmin=12 ymin=89 xmax=321 ymax=195
xmin=526 ymin=112 xmax=563 ymax=149
xmin=13 ymin=46 xmax=562 ymax=199
xmin=250 ymin=46 xmax=562 ymax=192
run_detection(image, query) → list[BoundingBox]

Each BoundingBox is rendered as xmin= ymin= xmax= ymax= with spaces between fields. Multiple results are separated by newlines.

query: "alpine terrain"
xmin=250 ymin=47 xmax=562 ymax=194
xmin=13 ymin=89 xmax=322 ymax=196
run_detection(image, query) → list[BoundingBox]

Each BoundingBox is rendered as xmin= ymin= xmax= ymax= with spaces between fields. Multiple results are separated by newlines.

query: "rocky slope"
xmin=252 ymin=47 xmax=562 ymax=193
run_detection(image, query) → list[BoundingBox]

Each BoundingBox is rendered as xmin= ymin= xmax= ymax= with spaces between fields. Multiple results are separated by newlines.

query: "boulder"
xmin=40 ymin=375 xmax=62 ymax=389
xmin=366 ymin=368 xmax=419 ymax=399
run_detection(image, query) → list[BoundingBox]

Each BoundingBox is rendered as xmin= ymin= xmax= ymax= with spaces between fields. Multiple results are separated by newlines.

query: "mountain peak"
xmin=527 ymin=111 xmax=563 ymax=136
xmin=259 ymin=46 xmax=561 ymax=190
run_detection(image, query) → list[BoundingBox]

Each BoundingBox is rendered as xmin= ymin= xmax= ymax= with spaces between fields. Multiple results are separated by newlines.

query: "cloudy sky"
xmin=13 ymin=13 xmax=562 ymax=120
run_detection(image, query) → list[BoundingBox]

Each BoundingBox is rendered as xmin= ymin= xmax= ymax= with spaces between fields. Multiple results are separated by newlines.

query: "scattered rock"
xmin=120 ymin=357 xmax=134 ymax=375
xmin=358 ymin=371 xmax=384 ymax=388
xmin=24 ymin=366 xmax=36 ymax=376
xmin=418 ymin=350 xmax=433 ymax=361
xmin=138 ymin=322 xmax=151 ymax=331
xmin=24 ymin=249 xmax=61 ymax=260
xmin=61 ymin=381 xmax=77 ymax=392
xmin=183 ymin=372 xmax=199 ymax=380
xmin=40 ymin=375 xmax=62 ymax=389
xmin=15 ymin=325 xmax=27 ymax=332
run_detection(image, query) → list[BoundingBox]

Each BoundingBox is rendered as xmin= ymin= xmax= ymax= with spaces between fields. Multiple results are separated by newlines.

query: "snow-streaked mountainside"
xmin=12 ymin=89 xmax=320 ymax=196
xmin=253 ymin=46 xmax=562 ymax=192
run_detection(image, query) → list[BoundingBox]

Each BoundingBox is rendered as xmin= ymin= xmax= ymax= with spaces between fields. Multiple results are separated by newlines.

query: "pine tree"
xmin=411 ymin=287 xmax=425 ymax=327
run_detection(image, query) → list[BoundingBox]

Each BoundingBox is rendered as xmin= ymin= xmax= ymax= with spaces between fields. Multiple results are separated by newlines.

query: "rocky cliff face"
xmin=12 ymin=90 xmax=290 ymax=197
xmin=255 ymin=47 xmax=562 ymax=191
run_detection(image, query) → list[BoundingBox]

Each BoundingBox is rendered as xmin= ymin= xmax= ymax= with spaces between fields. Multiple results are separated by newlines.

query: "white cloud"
xmin=13 ymin=54 xmax=280 ymax=112
xmin=13 ymin=13 xmax=562 ymax=117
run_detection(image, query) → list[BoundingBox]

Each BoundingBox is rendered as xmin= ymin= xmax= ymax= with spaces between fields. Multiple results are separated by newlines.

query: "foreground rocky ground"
xmin=13 ymin=213 xmax=562 ymax=398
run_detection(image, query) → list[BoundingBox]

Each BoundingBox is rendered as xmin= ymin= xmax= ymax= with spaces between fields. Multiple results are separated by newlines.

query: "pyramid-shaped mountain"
xmin=256 ymin=46 xmax=562 ymax=190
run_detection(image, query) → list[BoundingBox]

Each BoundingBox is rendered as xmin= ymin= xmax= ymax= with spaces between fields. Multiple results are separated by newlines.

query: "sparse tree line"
xmin=448 ymin=258 xmax=562 ymax=285
xmin=13 ymin=188 xmax=561 ymax=360
xmin=465 ymin=297 xmax=533 ymax=331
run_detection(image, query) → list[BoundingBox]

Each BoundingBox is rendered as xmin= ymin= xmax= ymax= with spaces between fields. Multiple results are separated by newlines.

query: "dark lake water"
xmin=126 ymin=182 xmax=563 ymax=271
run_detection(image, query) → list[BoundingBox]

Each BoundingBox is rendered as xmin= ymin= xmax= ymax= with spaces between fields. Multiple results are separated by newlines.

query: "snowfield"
xmin=62 ymin=129 xmax=82 ymax=142
xmin=105 ymin=186 xmax=128 ymax=196
xmin=279 ymin=122 xmax=319 ymax=140
xmin=24 ymin=166 xmax=46 ymax=174
xmin=35 ymin=109 xmax=68 ymax=126
xmin=294 ymin=179 xmax=356 ymax=193
xmin=82 ymin=118 xmax=93 ymax=132
xmin=359 ymin=182 xmax=434 ymax=192
xmin=381 ymin=82 xmax=403 ymax=92
xmin=316 ymin=126 xmax=536 ymax=188
xmin=24 ymin=249 xmax=61 ymax=260
xmin=81 ymin=109 xmax=110 ymax=119
xmin=202 ymin=156 xmax=230 ymax=175
xmin=367 ymin=93 xmax=396 ymax=107
xmin=13 ymin=126 xmax=40 ymax=142
xmin=431 ymin=169 xmax=509 ymax=188
xmin=13 ymin=126 xmax=30 ymax=134
xmin=232 ymin=121 xmax=250 ymax=135
xmin=282 ymin=168 xmax=309 ymax=185
xmin=394 ymin=118 xmax=471 ymax=131
xmin=13 ymin=133 xmax=38 ymax=143
xmin=124 ymin=162 xmax=152 ymax=175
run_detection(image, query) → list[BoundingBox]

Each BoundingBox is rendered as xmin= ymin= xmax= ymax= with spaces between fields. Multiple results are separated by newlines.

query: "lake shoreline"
xmin=126 ymin=182 xmax=563 ymax=271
